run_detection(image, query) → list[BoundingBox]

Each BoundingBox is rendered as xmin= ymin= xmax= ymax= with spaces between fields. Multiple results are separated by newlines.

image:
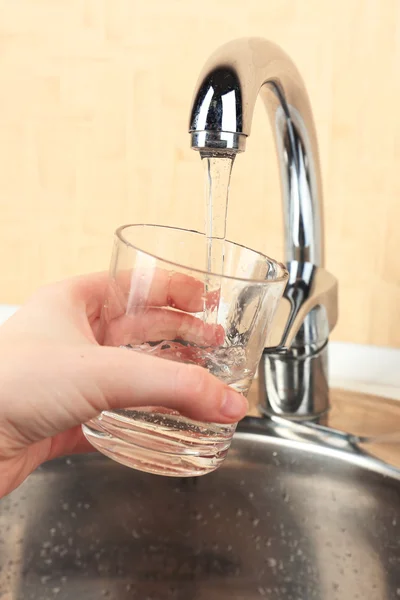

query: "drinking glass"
xmin=82 ymin=224 xmax=288 ymax=476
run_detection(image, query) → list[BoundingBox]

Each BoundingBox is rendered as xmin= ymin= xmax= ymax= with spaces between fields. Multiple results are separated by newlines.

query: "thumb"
xmin=83 ymin=345 xmax=248 ymax=424
xmin=0 ymin=344 xmax=248 ymax=449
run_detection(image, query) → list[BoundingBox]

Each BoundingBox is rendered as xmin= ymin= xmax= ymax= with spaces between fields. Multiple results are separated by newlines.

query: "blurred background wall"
xmin=0 ymin=0 xmax=398 ymax=346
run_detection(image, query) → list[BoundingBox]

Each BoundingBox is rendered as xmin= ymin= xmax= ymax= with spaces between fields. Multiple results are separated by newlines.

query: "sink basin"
xmin=0 ymin=389 xmax=399 ymax=600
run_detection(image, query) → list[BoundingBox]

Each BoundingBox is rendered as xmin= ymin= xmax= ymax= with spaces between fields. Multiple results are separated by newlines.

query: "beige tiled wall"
xmin=0 ymin=0 xmax=399 ymax=346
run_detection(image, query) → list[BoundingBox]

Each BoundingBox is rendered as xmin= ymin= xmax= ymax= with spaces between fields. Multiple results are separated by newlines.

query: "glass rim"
xmin=115 ymin=224 xmax=289 ymax=285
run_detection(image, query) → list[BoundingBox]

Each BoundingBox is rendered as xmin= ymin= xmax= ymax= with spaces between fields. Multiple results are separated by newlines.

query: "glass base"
xmin=82 ymin=408 xmax=235 ymax=477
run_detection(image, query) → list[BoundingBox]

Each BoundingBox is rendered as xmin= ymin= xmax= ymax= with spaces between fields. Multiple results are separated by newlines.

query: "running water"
xmin=202 ymin=154 xmax=235 ymax=323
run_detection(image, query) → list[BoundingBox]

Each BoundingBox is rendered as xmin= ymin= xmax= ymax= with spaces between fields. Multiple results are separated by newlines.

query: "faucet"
xmin=189 ymin=38 xmax=338 ymax=421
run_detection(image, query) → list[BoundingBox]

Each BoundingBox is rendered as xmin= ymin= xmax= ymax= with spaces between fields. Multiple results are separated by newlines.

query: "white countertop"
xmin=0 ymin=305 xmax=399 ymax=400
xmin=329 ymin=342 xmax=400 ymax=400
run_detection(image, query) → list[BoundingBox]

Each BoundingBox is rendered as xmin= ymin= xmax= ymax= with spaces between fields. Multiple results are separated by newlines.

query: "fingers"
xmin=9 ymin=270 xmax=217 ymax=347
xmin=29 ymin=271 xmax=223 ymax=349
xmin=124 ymin=269 xmax=206 ymax=313
xmin=69 ymin=268 xmax=210 ymax=317
xmin=100 ymin=271 xmax=223 ymax=347
xmin=0 ymin=344 xmax=248 ymax=454
xmin=103 ymin=308 xmax=225 ymax=347
xmin=86 ymin=346 xmax=248 ymax=424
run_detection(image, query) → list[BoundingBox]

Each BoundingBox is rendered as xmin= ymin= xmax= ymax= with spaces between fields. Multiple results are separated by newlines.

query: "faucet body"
xmin=189 ymin=38 xmax=338 ymax=420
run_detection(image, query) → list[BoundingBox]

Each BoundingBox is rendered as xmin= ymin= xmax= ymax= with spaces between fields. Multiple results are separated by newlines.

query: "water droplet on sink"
xmin=132 ymin=529 xmax=140 ymax=539
xmin=267 ymin=558 xmax=277 ymax=568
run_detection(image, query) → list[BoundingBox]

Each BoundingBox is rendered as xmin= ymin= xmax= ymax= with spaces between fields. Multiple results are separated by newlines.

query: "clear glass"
xmin=82 ymin=224 xmax=288 ymax=477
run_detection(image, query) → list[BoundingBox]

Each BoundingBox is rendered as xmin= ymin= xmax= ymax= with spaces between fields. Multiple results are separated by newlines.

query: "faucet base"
xmin=258 ymin=343 xmax=329 ymax=420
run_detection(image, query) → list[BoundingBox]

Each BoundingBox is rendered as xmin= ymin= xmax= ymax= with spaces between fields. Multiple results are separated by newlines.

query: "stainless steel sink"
xmin=1 ymin=389 xmax=399 ymax=600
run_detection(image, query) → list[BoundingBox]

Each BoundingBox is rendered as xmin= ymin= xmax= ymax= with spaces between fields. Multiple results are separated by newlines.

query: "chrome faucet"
xmin=189 ymin=38 xmax=338 ymax=421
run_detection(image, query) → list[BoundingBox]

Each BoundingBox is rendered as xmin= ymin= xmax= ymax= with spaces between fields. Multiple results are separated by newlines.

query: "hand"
xmin=0 ymin=273 xmax=248 ymax=498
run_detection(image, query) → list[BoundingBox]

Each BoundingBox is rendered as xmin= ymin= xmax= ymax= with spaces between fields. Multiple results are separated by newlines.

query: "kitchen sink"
xmin=0 ymin=389 xmax=399 ymax=600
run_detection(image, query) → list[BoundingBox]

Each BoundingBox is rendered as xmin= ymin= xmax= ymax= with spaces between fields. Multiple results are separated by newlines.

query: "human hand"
xmin=0 ymin=272 xmax=248 ymax=498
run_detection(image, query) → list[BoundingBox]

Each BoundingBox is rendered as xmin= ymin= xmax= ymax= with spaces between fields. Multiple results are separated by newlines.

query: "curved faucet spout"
xmin=189 ymin=37 xmax=324 ymax=266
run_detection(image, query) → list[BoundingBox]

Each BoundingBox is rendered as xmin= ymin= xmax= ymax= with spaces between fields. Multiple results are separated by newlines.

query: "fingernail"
xmin=220 ymin=389 xmax=248 ymax=420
